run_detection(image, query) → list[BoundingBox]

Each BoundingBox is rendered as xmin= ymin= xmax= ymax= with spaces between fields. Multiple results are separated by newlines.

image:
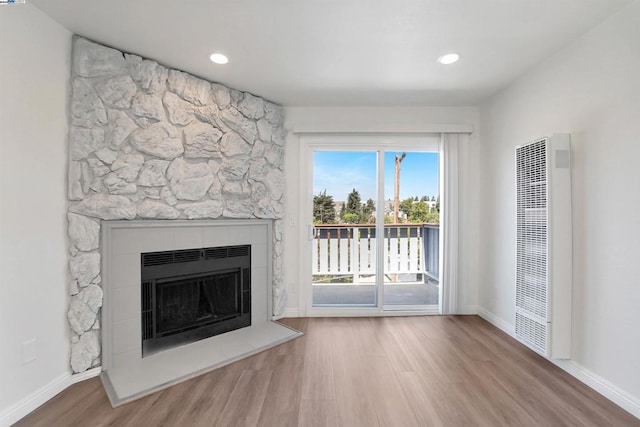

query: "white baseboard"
xmin=281 ymin=308 xmax=302 ymax=318
xmin=476 ymin=306 xmax=640 ymax=420
xmin=477 ymin=306 xmax=515 ymax=337
xmin=462 ymin=305 xmax=478 ymax=315
xmin=71 ymin=367 xmax=101 ymax=384
xmin=279 ymin=306 xmax=479 ymax=318
xmin=552 ymin=359 xmax=640 ymax=419
xmin=0 ymin=367 xmax=101 ymax=427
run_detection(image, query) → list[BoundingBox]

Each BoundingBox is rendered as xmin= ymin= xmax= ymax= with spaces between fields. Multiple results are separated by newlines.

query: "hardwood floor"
xmin=15 ymin=316 xmax=639 ymax=427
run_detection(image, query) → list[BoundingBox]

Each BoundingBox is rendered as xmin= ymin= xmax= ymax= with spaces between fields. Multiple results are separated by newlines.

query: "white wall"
xmin=283 ymin=106 xmax=480 ymax=316
xmin=0 ymin=2 xmax=72 ymax=420
xmin=479 ymin=0 xmax=640 ymax=407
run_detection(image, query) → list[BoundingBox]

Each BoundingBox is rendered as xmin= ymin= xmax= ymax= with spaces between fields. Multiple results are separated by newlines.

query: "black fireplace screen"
xmin=141 ymin=245 xmax=251 ymax=357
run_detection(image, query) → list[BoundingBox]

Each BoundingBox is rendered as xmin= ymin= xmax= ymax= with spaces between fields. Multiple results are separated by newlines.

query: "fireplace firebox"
xmin=141 ymin=245 xmax=251 ymax=357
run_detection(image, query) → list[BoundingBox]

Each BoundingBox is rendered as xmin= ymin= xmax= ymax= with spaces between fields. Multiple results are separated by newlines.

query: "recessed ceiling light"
xmin=437 ymin=53 xmax=460 ymax=65
xmin=209 ymin=53 xmax=229 ymax=65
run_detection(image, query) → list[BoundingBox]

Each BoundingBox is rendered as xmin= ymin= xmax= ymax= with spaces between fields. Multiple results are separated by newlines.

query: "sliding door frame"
xmin=298 ymin=133 xmax=441 ymax=317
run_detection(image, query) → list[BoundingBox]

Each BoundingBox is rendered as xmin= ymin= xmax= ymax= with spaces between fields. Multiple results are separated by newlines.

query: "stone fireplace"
xmin=65 ymin=36 xmax=290 ymax=378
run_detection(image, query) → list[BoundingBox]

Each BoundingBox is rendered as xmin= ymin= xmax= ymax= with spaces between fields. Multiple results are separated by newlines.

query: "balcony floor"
xmin=312 ymin=282 xmax=439 ymax=306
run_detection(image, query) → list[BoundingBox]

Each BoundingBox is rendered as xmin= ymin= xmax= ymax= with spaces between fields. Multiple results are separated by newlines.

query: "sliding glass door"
xmin=304 ymin=135 xmax=441 ymax=312
xmin=381 ymin=151 xmax=440 ymax=309
xmin=311 ymin=151 xmax=378 ymax=306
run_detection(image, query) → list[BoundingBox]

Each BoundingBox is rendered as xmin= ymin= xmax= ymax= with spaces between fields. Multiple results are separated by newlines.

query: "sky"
xmin=313 ymin=151 xmax=439 ymax=202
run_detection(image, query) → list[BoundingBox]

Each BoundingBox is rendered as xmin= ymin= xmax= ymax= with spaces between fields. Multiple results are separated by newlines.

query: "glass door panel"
xmin=382 ymin=151 xmax=440 ymax=308
xmin=311 ymin=151 xmax=378 ymax=306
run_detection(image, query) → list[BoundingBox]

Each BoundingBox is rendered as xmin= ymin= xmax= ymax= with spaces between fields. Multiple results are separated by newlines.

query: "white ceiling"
xmin=32 ymin=0 xmax=631 ymax=107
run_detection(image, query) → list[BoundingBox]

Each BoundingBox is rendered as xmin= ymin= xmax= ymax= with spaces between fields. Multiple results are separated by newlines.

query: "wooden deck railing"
xmin=312 ymin=224 xmax=439 ymax=283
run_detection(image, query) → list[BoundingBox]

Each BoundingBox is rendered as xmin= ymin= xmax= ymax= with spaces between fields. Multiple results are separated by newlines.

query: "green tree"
xmin=342 ymin=189 xmax=363 ymax=223
xmin=313 ymin=190 xmax=336 ymax=224
xmin=408 ymin=201 xmax=431 ymax=223
xmin=341 ymin=212 xmax=359 ymax=224
xmin=399 ymin=197 xmax=414 ymax=218
xmin=362 ymin=198 xmax=376 ymax=223
xmin=420 ymin=195 xmax=428 ymax=202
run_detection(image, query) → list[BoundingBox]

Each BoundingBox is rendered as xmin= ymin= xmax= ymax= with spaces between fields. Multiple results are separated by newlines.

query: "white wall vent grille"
xmin=515 ymin=311 xmax=548 ymax=351
xmin=516 ymin=138 xmax=548 ymax=354
xmin=515 ymin=135 xmax=572 ymax=359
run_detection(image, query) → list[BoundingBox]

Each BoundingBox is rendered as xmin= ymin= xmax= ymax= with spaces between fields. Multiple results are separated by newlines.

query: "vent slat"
xmin=205 ymin=248 xmax=228 ymax=259
xmin=228 ymin=246 xmax=250 ymax=257
xmin=143 ymin=245 xmax=250 ymax=266
xmin=516 ymin=311 xmax=547 ymax=354
xmin=142 ymin=249 xmax=200 ymax=266
xmin=173 ymin=250 xmax=201 ymax=263
xmin=142 ymin=252 xmax=174 ymax=266
xmin=205 ymin=245 xmax=250 ymax=260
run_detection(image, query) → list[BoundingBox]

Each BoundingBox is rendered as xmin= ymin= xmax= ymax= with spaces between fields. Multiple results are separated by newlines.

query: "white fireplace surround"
xmin=100 ymin=219 xmax=301 ymax=406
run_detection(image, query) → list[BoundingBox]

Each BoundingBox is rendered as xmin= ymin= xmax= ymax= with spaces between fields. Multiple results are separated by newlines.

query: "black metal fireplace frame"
xmin=140 ymin=245 xmax=251 ymax=357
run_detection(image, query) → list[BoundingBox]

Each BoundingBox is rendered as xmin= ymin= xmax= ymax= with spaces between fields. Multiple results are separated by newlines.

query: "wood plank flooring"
xmin=14 ymin=316 xmax=639 ymax=427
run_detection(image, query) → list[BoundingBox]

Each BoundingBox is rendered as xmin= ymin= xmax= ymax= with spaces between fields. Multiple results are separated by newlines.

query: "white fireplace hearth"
xmin=100 ymin=220 xmax=301 ymax=406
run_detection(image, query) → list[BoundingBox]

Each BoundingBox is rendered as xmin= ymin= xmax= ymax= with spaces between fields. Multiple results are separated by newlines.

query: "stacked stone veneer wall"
xmin=66 ymin=37 xmax=287 ymax=373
